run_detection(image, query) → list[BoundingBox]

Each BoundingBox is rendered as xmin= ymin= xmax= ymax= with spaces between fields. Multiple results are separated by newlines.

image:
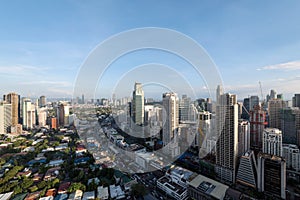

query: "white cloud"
xmin=20 ymin=80 xmax=72 ymax=87
xmin=257 ymin=61 xmax=300 ymax=71
xmin=0 ymin=64 xmax=48 ymax=75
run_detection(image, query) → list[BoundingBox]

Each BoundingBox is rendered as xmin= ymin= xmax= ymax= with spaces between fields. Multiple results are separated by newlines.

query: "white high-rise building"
xmin=262 ymin=128 xmax=282 ymax=157
xmin=238 ymin=120 xmax=250 ymax=157
xmin=215 ymin=93 xmax=239 ymax=184
xmin=37 ymin=107 xmax=47 ymax=127
xmin=0 ymin=102 xmax=12 ymax=134
xmin=197 ymin=111 xmax=212 ymax=158
xmin=282 ymin=144 xmax=300 ymax=171
xmin=162 ymin=92 xmax=179 ymax=157
xmin=22 ymin=98 xmax=36 ymax=129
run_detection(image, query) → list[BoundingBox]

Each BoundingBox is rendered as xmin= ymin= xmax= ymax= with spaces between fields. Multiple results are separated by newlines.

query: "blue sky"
xmin=1 ymin=1 xmax=300 ymax=100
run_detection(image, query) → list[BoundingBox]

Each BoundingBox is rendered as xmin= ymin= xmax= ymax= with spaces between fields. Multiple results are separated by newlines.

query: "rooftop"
xmin=189 ymin=174 xmax=229 ymax=199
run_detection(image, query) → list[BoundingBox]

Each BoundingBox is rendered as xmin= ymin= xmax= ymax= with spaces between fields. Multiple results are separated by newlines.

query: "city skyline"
xmin=0 ymin=1 xmax=300 ymax=99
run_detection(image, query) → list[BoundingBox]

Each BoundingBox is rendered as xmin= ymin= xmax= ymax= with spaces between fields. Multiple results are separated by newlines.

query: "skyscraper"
xmin=0 ymin=102 xmax=12 ymax=134
xmin=215 ymin=92 xmax=239 ymax=184
xmin=216 ymin=85 xmax=223 ymax=105
xmin=250 ymin=105 xmax=267 ymax=152
xmin=22 ymin=98 xmax=36 ymax=129
xmin=4 ymin=92 xmax=19 ymax=126
xmin=281 ymin=107 xmax=300 ymax=144
xmin=241 ymin=97 xmax=250 ymax=120
xmin=238 ymin=120 xmax=250 ymax=157
xmin=131 ymin=82 xmax=144 ymax=126
xmin=179 ymin=95 xmax=191 ymax=122
xmin=270 ymin=89 xmax=277 ymax=100
xmin=262 ymin=128 xmax=282 ymax=157
xmin=268 ymin=99 xmax=287 ymax=129
xmin=162 ymin=92 xmax=179 ymax=157
xmin=236 ymin=150 xmax=257 ymax=188
xmin=257 ymin=153 xmax=286 ymax=199
xmin=249 ymin=96 xmax=259 ymax=111
xmin=39 ymin=96 xmax=46 ymax=107
xmin=57 ymin=102 xmax=69 ymax=127
xmin=292 ymin=94 xmax=300 ymax=108
xmin=198 ymin=111 xmax=212 ymax=158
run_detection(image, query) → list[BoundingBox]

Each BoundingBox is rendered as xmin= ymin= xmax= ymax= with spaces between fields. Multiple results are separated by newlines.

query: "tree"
xmin=29 ymin=185 xmax=38 ymax=193
xmin=87 ymin=180 xmax=98 ymax=191
xmin=68 ymin=182 xmax=86 ymax=193
xmin=37 ymin=180 xmax=47 ymax=189
xmin=21 ymin=178 xmax=34 ymax=190
xmin=131 ymin=183 xmax=147 ymax=197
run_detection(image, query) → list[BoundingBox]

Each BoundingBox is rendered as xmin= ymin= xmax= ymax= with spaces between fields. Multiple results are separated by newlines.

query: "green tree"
xmin=37 ymin=180 xmax=47 ymax=189
xmin=131 ymin=183 xmax=147 ymax=197
xmin=29 ymin=185 xmax=38 ymax=193
xmin=21 ymin=178 xmax=34 ymax=190
xmin=13 ymin=185 xmax=23 ymax=195
xmin=68 ymin=182 xmax=86 ymax=193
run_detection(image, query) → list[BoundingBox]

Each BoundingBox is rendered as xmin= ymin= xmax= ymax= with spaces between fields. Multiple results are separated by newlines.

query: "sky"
xmin=0 ymin=1 xmax=300 ymax=100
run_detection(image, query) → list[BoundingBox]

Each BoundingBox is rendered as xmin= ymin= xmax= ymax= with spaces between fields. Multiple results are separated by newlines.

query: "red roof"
xmin=45 ymin=188 xmax=57 ymax=197
xmin=58 ymin=182 xmax=71 ymax=194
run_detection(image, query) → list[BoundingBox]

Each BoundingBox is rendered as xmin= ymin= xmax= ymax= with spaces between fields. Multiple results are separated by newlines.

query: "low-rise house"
xmin=25 ymin=191 xmax=41 ymax=200
xmin=58 ymin=182 xmax=71 ymax=194
xmin=54 ymin=194 xmax=68 ymax=200
xmin=45 ymin=189 xmax=56 ymax=197
xmin=39 ymin=197 xmax=53 ymax=200
xmin=47 ymin=159 xmax=64 ymax=167
xmin=67 ymin=190 xmax=83 ymax=200
xmin=17 ymin=170 xmax=32 ymax=178
xmin=82 ymin=191 xmax=95 ymax=200
xmin=97 ymin=186 xmax=108 ymax=200
xmin=109 ymin=185 xmax=125 ymax=199
xmin=44 ymin=167 xmax=60 ymax=181
xmin=33 ymin=174 xmax=44 ymax=182
xmin=23 ymin=147 xmax=35 ymax=152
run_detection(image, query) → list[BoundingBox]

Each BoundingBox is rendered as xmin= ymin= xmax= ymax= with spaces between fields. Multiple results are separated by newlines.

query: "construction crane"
xmin=259 ymin=81 xmax=265 ymax=108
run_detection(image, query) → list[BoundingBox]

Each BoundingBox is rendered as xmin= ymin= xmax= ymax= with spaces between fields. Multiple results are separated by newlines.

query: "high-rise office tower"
xmin=249 ymin=96 xmax=259 ymax=111
xmin=162 ymin=92 xmax=179 ymax=157
xmin=57 ymin=102 xmax=69 ymax=127
xmin=39 ymin=96 xmax=46 ymax=107
xmin=22 ymin=98 xmax=36 ymax=129
xmin=131 ymin=82 xmax=144 ymax=126
xmin=268 ymin=99 xmax=287 ymax=129
xmin=250 ymin=105 xmax=267 ymax=152
xmin=216 ymin=85 xmax=223 ymax=105
xmin=292 ymin=94 xmax=300 ymax=108
xmin=198 ymin=111 xmax=212 ymax=157
xmin=215 ymin=92 xmax=239 ymax=184
xmin=281 ymin=107 xmax=300 ymax=144
xmin=282 ymin=144 xmax=300 ymax=171
xmin=257 ymin=152 xmax=286 ymax=199
xmin=38 ymin=107 xmax=47 ymax=127
xmin=270 ymin=89 xmax=277 ymax=100
xmin=0 ymin=102 xmax=12 ymax=134
xmin=4 ymin=92 xmax=19 ymax=126
xmin=238 ymin=120 xmax=250 ymax=157
xmin=179 ymin=95 xmax=191 ymax=122
xmin=262 ymin=128 xmax=282 ymax=157
xmin=236 ymin=150 xmax=257 ymax=188
xmin=82 ymin=94 xmax=85 ymax=104
xmin=241 ymin=97 xmax=250 ymax=120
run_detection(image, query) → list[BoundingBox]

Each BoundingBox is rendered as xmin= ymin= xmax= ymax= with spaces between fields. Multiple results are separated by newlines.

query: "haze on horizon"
xmin=0 ymin=1 xmax=300 ymax=100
